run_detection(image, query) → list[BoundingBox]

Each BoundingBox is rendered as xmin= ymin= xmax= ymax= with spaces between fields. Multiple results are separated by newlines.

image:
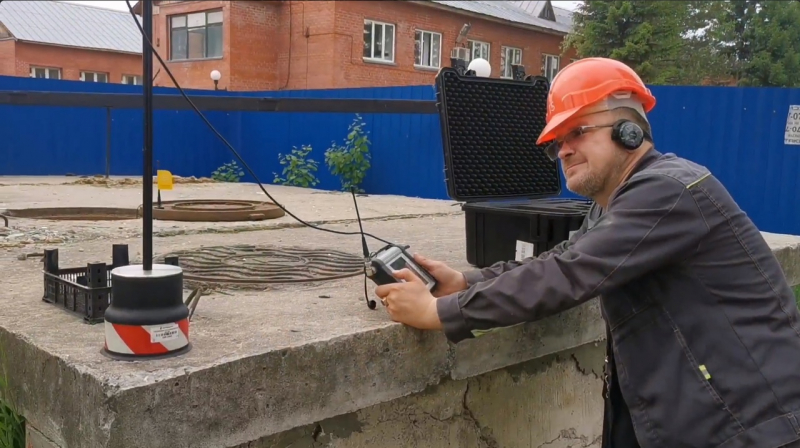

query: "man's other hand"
xmin=374 ymin=268 xmax=442 ymax=331
xmin=413 ymin=253 xmax=467 ymax=297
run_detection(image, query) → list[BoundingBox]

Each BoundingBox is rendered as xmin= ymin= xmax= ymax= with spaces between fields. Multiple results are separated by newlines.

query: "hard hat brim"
xmin=535 ymin=105 xmax=583 ymax=146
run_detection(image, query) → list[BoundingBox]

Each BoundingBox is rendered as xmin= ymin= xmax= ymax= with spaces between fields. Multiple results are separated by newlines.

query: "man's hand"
xmin=412 ymin=253 xmax=467 ymax=297
xmin=374 ymin=268 xmax=442 ymax=330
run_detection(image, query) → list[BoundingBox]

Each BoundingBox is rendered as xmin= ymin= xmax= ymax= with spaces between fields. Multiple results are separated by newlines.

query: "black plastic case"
xmin=462 ymin=198 xmax=590 ymax=267
xmin=434 ymin=68 xmax=592 ymax=267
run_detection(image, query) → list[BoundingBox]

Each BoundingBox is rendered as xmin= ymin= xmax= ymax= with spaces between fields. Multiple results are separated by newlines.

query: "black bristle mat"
xmin=434 ymin=68 xmax=561 ymax=202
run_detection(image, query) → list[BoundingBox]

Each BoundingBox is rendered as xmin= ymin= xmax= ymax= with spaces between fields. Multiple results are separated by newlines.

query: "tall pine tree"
xmin=563 ymin=1 xmax=690 ymax=84
xmin=677 ymin=1 xmax=736 ymax=85
xmin=733 ymin=1 xmax=800 ymax=87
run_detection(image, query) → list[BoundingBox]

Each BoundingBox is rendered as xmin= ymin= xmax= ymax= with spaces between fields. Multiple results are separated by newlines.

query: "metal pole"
xmin=142 ymin=0 xmax=153 ymax=271
xmin=106 ymin=107 xmax=111 ymax=178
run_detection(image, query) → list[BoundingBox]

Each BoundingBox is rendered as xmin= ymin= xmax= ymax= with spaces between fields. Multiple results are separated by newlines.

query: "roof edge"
xmin=15 ymin=39 xmax=142 ymax=57
xmin=0 ymin=19 xmax=16 ymax=40
xmin=410 ymin=1 xmax=568 ymax=37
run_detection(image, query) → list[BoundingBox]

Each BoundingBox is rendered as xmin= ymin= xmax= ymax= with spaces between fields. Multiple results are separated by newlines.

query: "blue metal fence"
xmin=1 ymin=75 xmax=798 ymax=235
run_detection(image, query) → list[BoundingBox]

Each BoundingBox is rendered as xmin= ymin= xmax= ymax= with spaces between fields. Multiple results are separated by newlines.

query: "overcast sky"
xmin=63 ymin=0 xmax=583 ymax=13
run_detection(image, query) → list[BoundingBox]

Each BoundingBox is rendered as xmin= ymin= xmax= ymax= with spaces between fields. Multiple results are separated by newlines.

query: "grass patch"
xmin=0 ymin=401 xmax=24 ymax=448
xmin=794 ymin=285 xmax=800 ymax=310
xmin=0 ymin=344 xmax=24 ymax=448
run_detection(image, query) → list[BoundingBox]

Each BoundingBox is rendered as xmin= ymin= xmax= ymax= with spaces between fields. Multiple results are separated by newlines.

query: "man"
xmin=375 ymin=57 xmax=800 ymax=448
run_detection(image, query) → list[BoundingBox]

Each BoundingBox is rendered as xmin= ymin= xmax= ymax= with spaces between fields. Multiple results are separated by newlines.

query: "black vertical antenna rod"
xmin=142 ymin=0 xmax=154 ymax=271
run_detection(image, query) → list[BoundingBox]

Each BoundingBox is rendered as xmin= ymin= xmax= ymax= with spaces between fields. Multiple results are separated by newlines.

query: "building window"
xmin=122 ymin=75 xmax=142 ymax=85
xmin=543 ymin=54 xmax=560 ymax=81
xmin=170 ymin=10 xmax=223 ymax=60
xmin=363 ymin=19 xmax=395 ymax=63
xmin=414 ymin=30 xmax=441 ymax=68
xmin=501 ymin=46 xmax=522 ymax=79
xmin=468 ymin=40 xmax=490 ymax=61
xmin=81 ymin=71 xmax=108 ymax=83
xmin=30 ymin=67 xmax=60 ymax=79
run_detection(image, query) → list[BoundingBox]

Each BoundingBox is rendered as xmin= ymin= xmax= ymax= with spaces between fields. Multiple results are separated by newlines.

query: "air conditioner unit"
xmin=450 ymin=47 xmax=469 ymax=61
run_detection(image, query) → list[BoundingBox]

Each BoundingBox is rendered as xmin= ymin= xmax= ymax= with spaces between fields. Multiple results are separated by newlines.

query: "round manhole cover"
xmin=3 ymin=207 xmax=138 ymax=221
xmin=151 ymin=200 xmax=286 ymax=222
xmin=155 ymin=245 xmax=364 ymax=287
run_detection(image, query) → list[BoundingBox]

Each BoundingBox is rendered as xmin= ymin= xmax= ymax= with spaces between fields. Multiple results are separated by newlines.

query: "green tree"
xmin=675 ymin=1 xmax=736 ymax=85
xmin=739 ymin=1 xmax=800 ymax=87
xmin=695 ymin=1 xmax=800 ymax=87
xmin=563 ymin=1 xmax=691 ymax=84
xmin=704 ymin=0 xmax=760 ymax=84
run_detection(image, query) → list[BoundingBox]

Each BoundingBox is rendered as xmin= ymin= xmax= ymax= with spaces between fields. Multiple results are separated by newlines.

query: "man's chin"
xmin=565 ymin=178 xmax=588 ymax=197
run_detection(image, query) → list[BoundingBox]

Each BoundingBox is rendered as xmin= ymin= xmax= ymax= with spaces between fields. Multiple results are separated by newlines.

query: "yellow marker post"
xmin=157 ymin=170 xmax=174 ymax=191
xmin=156 ymin=170 xmax=173 ymax=209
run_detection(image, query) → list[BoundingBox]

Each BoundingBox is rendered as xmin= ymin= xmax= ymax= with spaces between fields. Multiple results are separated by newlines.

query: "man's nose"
xmin=557 ymin=141 xmax=575 ymax=160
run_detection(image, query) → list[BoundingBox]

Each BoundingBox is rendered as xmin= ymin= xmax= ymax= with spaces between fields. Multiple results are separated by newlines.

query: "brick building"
xmin=134 ymin=0 xmax=575 ymax=91
xmin=0 ymin=1 xmax=143 ymax=85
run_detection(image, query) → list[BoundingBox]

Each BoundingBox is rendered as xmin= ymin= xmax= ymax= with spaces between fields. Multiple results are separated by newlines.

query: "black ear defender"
xmin=611 ymin=119 xmax=647 ymax=150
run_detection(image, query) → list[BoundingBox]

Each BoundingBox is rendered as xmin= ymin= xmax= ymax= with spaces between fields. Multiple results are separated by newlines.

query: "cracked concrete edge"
xmin=450 ymin=300 xmax=605 ymax=381
xmin=101 ymin=304 xmax=608 ymax=448
xmin=25 ymin=425 xmax=60 ymax=448
xmin=461 ymin=381 xmax=500 ymax=448
xmin=237 ymin=341 xmax=606 ymax=448
xmin=12 ymin=235 xmax=800 ymax=448
xmin=1 ymin=329 xmax=112 ymax=448
xmin=104 ymin=325 xmax=455 ymax=448
xmin=239 ymin=377 xmax=475 ymax=448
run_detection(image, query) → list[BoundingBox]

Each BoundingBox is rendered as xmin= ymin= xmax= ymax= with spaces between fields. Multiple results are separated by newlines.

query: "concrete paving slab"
xmin=1 ymin=215 xmax=468 ymax=448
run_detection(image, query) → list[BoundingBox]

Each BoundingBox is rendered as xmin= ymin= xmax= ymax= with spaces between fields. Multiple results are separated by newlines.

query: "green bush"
xmin=325 ymin=114 xmax=371 ymax=193
xmin=273 ymin=145 xmax=320 ymax=188
xmin=211 ymin=160 xmax=245 ymax=183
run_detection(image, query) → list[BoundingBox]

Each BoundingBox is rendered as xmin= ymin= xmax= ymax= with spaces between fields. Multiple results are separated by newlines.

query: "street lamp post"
xmin=210 ymin=70 xmax=221 ymax=90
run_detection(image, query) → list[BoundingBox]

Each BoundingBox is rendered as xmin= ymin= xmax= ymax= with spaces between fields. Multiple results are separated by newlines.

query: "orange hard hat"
xmin=536 ymin=57 xmax=657 ymax=145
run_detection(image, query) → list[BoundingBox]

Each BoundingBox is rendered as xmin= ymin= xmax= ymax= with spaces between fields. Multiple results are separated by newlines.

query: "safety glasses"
xmin=543 ymin=124 xmax=613 ymax=161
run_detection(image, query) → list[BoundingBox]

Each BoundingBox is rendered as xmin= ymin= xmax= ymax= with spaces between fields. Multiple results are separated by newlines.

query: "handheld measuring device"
xmin=348 ymin=188 xmax=437 ymax=308
xmin=366 ymin=244 xmax=437 ymax=291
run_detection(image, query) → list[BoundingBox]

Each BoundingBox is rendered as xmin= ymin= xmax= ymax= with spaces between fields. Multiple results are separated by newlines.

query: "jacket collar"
xmin=629 ymin=146 xmax=662 ymax=177
xmin=588 ymin=146 xmax=663 ymax=224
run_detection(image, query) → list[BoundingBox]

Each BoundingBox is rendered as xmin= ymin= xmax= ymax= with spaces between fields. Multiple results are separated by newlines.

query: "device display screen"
xmin=389 ymin=256 xmax=408 ymax=271
xmin=389 ymin=255 xmax=428 ymax=284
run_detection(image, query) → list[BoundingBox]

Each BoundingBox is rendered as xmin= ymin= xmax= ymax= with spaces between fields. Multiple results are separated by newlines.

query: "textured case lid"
xmin=434 ymin=68 xmax=561 ymax=202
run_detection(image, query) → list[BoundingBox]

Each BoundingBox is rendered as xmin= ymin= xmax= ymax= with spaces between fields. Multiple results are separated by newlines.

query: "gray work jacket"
xmin=437 ymin=148 xmax=800 ymax=448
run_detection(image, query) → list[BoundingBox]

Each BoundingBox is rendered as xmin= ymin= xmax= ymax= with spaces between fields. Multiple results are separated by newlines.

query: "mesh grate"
xmin=435 ymin=68 xmax=560 ymax=201
xmin=155 ymin=245 xmax=364 ymax=289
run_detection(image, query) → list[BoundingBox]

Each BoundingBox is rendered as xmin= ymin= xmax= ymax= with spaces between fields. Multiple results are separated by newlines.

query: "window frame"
xmin=414 ymin=29 xmax=442 ymax=69
xmin=363 ymin=19 xmax=396 ymax=64
xmin=122 ymin=75 xmax=143 ymax=85
xmin=500 ymin=46 xmax=522 ymax=79
xmin=542 ymin=53 xmax=560 ymax=81
xmin=80 ymin=71 xmax=108 ymax=83
xmin=468 ymin=40 xmax=490 ymax=62
xmin=168 ymin=9 xmax=223 ymax=61
xmin=30 ymin=66 xmax=61 ymax=80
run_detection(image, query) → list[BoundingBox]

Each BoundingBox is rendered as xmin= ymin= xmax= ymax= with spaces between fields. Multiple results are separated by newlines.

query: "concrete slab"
xmin=1 ymin=179 xmax=799 ymax=448
xmin=0 ymin=177 xmax=461 ymax=249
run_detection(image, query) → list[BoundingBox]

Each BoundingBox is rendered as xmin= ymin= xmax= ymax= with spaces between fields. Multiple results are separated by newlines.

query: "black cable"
xmin=123 ymin=0 xmax=394 ymax=247
xmin=351 ymin=187 xmax=377 ymax=309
